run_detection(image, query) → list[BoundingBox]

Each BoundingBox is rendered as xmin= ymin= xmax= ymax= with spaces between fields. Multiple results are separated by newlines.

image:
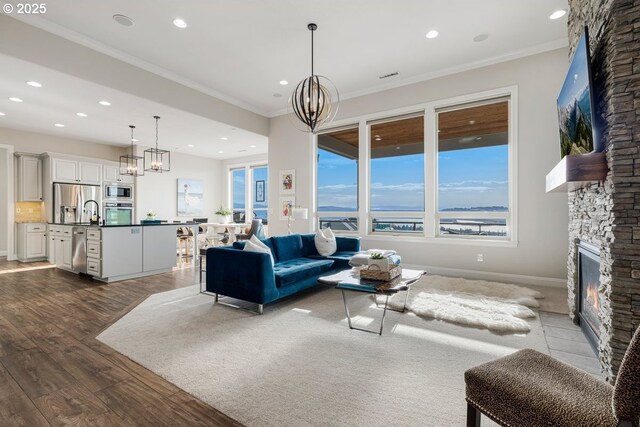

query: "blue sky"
xmin=558 ymin=32 xmax=589 ymax=107
xmin=318 ymin=145 xmax=508 ymax=211
xmin=233 ymin=166 xmax=268 ymax=210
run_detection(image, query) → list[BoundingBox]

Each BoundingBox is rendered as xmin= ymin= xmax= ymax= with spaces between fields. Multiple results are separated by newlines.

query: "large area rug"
xmin=376 ymin=275 xmax=544 ymax=333
xmin=98 ymin=284 xmax=549 ymax=426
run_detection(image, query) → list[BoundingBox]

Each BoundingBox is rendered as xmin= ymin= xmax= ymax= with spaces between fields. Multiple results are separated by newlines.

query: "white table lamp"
xmin=288 ymin=206 xmax=308 ymax=234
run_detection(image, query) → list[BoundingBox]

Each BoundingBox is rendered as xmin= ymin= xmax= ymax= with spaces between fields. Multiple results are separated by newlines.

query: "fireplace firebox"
xmin=577 ymin=242 xmax=601 ymax=354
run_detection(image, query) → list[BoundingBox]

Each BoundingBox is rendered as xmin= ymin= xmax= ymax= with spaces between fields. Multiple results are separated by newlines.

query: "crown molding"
xmin=267 ymin=38 xmax=568 ymax=118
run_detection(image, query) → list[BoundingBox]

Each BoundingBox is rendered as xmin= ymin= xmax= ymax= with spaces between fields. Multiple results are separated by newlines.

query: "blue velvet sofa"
xmin=205 ymin=233 xmax=360 ymax=312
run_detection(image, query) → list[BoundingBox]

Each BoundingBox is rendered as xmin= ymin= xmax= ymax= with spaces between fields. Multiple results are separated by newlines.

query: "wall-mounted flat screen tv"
xmin=557 ymin=26 xmax=601 ymax=159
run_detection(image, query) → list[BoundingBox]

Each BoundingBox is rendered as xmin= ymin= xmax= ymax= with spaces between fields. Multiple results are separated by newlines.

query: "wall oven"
xmin=103 ymin=202 xmax=134 ymax=226
xmin=104 ymin=183 xmax=133 ymax=201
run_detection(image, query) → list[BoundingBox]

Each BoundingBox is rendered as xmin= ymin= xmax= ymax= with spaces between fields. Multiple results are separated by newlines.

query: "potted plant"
xmin=215 ymin=206 xmax=232 ymax=224
xmin=146 ymin=210 xmax=156 ymax=221
xmin=367 ymin=252 xmax=390 ymax=271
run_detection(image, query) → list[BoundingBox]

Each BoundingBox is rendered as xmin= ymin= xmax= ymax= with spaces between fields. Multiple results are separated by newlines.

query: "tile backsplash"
xmin=15 ymin=202 xmax=45 ymax=223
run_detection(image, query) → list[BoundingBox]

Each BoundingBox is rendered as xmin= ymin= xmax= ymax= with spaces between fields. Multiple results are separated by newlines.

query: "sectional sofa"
xmin=205 ymin=233 xmax=361 ymax=313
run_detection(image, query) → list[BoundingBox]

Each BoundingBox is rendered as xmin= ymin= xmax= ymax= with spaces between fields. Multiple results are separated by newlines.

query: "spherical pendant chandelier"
xmin=288 ymin=23 xmax=339 ymax=133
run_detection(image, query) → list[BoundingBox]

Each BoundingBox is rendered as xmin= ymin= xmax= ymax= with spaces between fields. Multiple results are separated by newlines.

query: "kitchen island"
xmin=48 ymin=222 xmax=198 ymax=282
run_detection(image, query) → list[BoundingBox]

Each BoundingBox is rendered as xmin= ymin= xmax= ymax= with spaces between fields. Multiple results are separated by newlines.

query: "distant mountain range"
xmin=318 ymin=205 xmax=508 ymax=212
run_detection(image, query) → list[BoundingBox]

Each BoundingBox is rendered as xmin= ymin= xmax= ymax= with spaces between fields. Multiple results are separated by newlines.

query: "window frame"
xmin=434 ymin=96 xmax=512 ymax=241
xmin=311 ymin=86 xmax=518 ymax=246
xmin=315 ymin=123 xmax=361 ymax=235
xmin=226 ymin=160 xmax=269 ymax=224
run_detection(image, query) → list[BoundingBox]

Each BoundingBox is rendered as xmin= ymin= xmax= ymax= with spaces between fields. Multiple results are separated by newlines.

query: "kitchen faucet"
xmin=84 ymin=200 xmax=100 ymax=225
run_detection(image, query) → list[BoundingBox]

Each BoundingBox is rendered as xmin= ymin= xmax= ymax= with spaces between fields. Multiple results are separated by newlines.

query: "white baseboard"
xmin=402 ymin=263 xmax=566 ymax=288
xmin=0 ymin=250 xmax=6 ymax=257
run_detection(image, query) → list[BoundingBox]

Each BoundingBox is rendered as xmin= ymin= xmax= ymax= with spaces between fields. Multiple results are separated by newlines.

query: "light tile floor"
xmin=539 ymin=310 xmax=601 ymax=376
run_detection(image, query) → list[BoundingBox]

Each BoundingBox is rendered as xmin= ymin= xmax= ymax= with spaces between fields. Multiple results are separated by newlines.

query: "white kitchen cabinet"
xmin=52 ymin=158 xmax=102 ymax=185
xmin=16 ymin=155 xmax=42 ymax=201
xmin=48 ymin=233 xmax=55 ymax=263
xmin=86 ymin=227 xmax=102 ymax=277
xmin=79 ymin=162 xmax=102 ymax=185
xmin=103 ymin=164 xmax=133 ymax=183
xmin=52 ymin=158 xmax=78 ymax=182
xmin=49 ymin=225 xmax=73 ymax=269
xmin=17 ymin=223 xmax=47 ymax=262
xmin=54 ymin=236 xmax=72 ymax=270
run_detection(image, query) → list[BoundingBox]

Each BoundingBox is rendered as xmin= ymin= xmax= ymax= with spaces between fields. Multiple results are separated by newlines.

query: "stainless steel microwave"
xmin=104 ymin=183 xmax=133 ymax=201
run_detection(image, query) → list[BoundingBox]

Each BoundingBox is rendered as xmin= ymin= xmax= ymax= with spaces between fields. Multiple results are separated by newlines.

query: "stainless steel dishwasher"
xmin=72 ymin=226 xmax=87 ymax=273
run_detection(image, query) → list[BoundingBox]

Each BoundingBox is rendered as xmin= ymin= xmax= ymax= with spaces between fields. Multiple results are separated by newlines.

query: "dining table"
xmin=198 ymin=222 xmax=251 ymax=244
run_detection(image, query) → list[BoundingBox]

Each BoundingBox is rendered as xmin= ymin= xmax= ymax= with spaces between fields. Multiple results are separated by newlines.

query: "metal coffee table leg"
xmin=374 ymin=287 xmax=410 ymax=313
xmin=341 ymin=290 xmax=390 ymax=336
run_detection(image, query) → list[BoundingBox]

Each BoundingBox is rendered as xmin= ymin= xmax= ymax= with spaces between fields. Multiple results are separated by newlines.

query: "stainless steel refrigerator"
xmin=53 ymin=183 xmax=101 ymax=224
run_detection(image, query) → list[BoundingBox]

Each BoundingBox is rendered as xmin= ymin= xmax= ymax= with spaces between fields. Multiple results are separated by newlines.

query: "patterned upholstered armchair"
xmin=464 ymin=325 xmax=640 ymax=427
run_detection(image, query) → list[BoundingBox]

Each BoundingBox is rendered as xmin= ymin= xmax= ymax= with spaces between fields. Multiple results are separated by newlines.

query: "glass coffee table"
xmin=318 ymin=268 xmax=426 ymax=335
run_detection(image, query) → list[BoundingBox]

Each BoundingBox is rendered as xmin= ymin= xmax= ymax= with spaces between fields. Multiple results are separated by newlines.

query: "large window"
xmin=437 ymin=99 xmax=509 ymax=238
xmin=313 ymin=88 xmax=514 ymax=242
xmin=317 ymin=126 xmax=359 ymax=231
xmin=229 ymin=163 xmax=268 ymax=224
xmin=369 ymin=115 xmax=425 ymax=234
xmin=252 ymin=165 xmax=268 ymax=224
xmin=231 ymin=168 xmax=246 ymax=222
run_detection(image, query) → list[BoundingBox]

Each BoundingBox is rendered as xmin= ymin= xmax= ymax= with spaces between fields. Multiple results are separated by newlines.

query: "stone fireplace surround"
xmin=566 ymin=0 xmax=640 ymax=382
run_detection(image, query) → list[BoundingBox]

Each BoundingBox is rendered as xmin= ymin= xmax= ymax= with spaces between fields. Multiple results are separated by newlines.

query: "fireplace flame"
xmin=586 ymin=285 xmax=600 ymax=312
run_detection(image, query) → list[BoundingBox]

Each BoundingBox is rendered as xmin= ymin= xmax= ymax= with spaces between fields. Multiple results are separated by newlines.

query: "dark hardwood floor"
xmin=0 ymin=258 xmax=242 ymax=427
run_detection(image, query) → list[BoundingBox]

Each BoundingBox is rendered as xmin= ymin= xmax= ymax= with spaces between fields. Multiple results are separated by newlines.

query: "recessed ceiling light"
xmin=473 ymin=34 xmax=489 ymax=42
xmin=425 ymin=30 xmax=439 ymax=39
xmin=549 ymin=9 xmax=567 ymax=20
xmin=396 ymin=146 xmax=401 ymax=150
xmin=249 ymin=145 xmax=256 ymax=148
xmin=98 ymin=100 xmax=111 ymax=106
xmin=76 ymin=112 xmax=88 ymax=117
xmin=187 ymin=144 xmax=194 ymax=147
xmin=173 ymin=18 xmax=187 ymax=29
xmin=375 ymin=137 xmax=382 ymax=141
xmin=220 ymin=137 xmax=228 ymax=140
xmin=26 ymin=81 xmax=42 ymax=87
xmin=113 ymin=14 xmax=135 ymax=27
xmin=469 ymin=120 xmax=476 ymax=125
xmin=0 ymin=112 xmax=5 ymax=116
xmin=9 ymin=97 xmax=23 ymax=102
xmin=131 ymin=138 xmax=139 ymax=142
xmin=279 ymin=80 xmax=288 ymax=85
xmin=54 ymin=123 xmax=65 ymax=128
xmin=217 ymin=150 xmax=224 ymax=154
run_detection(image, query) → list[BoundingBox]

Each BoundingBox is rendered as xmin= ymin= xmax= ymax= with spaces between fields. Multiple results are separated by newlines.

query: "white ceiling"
xmin=15 ymin=0 xmax=568 ymax=117
xmin=1 ymin=0 xmax=568 ymax=157
xmin=0 ymin=53 xmax=268 ymax=159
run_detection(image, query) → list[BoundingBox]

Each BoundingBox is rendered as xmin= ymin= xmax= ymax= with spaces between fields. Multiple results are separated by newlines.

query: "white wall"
xmin=268 ymin=48 xmax=570 ymax=284
xmin=0 ymin=148 xmax=7 ymax=254
xmin=134 ymin=147 xmax=225 ymax=222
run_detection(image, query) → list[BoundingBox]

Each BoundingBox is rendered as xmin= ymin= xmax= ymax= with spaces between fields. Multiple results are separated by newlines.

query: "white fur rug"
xmin=376 ymin=275 xmax=544 ymax=333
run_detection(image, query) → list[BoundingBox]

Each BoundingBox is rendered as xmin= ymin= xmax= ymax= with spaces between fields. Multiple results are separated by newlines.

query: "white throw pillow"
xmin=249 ymin=235 xmax=269 ymax=252
xmin=244 ymin=239 xmax=274 ymax=265
xmin=314 ymin=228 xmax=337 ymax=257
